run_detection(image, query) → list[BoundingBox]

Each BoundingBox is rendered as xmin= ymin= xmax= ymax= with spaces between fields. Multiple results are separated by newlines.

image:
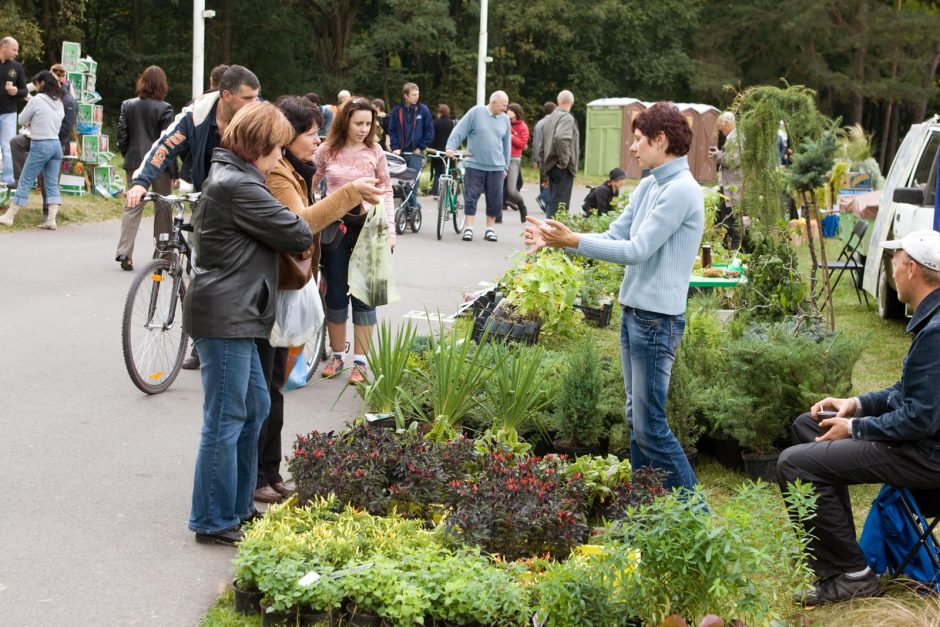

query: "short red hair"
xmin=632 ymin=102 xmax=692 ymax=157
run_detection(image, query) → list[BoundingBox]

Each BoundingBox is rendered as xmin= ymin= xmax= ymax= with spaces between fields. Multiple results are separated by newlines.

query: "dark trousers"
xmin=716 ymin=192 xmax=741 ymax=250
xmin=254 ymin=338 xmax=288 ymax=489
xmin=777 ymin=412 xmax=940 ymax=578
xmin=546 ymin=167 xmax=574 ymax=219
xmin=463 ymin=167 xmax=503 ymax=218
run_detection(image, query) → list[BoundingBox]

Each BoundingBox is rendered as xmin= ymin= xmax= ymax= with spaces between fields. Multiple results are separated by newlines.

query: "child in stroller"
xmin=386 ymin=151 xmax=426 ymax=234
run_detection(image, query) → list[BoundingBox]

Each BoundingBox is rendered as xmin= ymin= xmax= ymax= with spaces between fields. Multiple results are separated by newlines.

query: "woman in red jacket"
xmin=505 ymin=103 xmax=529 ymax=221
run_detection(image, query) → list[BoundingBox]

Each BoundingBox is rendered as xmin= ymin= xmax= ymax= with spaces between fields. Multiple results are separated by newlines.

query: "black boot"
xmin=181 ymin=345 xmax=200 ymax=370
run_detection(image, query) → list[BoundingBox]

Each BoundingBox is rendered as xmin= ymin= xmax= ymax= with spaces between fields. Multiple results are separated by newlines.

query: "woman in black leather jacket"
xmin=114 ymin=66 xmax=177 ymax=271
xmin=183 ymin=101 xmax=315 ymax=545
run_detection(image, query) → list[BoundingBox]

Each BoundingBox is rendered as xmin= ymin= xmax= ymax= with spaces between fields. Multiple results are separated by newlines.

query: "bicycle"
xmin=121 ymin=191 xmax=199 ymax=394
xmin=426 ymin=149 xmax=468 ymax=240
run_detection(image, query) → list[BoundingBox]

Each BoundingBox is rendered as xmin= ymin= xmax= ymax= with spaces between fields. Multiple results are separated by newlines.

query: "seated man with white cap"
xmin=778 ymin=229 xmax=940 ymax=607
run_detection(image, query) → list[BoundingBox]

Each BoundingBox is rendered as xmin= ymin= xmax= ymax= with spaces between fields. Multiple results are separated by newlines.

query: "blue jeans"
xmin=0 ymin=112 xmax=16 ymax=185
xmin=621 ymin=306 xmax=698 ymax=492
xmin=188 ymin=337 xmax=270 ymax=534
xmin=463 ymin=167 xmax=503 ymax=218
xmin=14 ymin=139 xmax=62 ymax=206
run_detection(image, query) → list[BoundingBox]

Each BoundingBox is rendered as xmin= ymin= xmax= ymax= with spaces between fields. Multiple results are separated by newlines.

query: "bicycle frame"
xmin=146 ymin=193 xmax=199 ymax=329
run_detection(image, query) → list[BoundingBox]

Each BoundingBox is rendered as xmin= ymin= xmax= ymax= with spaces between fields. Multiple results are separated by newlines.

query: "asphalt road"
xmin=0 ymin=183 xmax=589 ymax=625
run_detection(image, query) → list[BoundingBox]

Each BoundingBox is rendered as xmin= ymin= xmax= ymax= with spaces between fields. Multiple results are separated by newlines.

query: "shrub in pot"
xmin=499 ymin=249 xmax=582 ymax=339
xmin=553 ymin=337 xmax=606 ymax=454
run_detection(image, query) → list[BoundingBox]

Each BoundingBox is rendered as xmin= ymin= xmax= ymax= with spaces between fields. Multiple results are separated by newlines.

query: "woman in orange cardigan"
xmin=252 ymin=95 xmax=382 ymax=504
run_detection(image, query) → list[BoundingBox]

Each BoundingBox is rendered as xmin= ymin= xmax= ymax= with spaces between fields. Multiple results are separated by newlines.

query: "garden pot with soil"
xmin=741 ymin=450 xmax=780 ymax=483
xmin=261 ymin=601 xmax=297 ymax=627
xmin=700 ymin=433 xmax=745 ymax=471
xmin=232 ymin=580 xmax=262 ymax=615
xmin=683 ymin=445 xmax=698 ymax=472
xmin=299 ymin=606 xmax=341 ymax=626
xmin=345 ymin=603 xmax=381 ymax=626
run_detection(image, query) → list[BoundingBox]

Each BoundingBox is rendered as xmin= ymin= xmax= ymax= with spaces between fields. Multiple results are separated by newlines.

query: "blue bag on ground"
xmin=283 ymin=351 xmax=309 ymax=392
xmin=859 ymin=485 xmax=940 ymax=588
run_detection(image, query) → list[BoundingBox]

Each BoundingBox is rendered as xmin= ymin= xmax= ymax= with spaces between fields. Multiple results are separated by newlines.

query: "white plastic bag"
xmin=348 ymin=202 xmax=400 ymax=307
xmin=269 ymin=277 xmax=324 ymax=347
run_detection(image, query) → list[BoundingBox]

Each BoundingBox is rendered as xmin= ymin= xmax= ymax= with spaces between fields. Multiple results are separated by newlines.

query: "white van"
xmin=863 ymin=116 xmax=940 ymax=317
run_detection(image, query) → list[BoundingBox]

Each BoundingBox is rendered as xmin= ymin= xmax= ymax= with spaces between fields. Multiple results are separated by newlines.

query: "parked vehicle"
xmin=863 ymin=116 xmax=940 ymax=318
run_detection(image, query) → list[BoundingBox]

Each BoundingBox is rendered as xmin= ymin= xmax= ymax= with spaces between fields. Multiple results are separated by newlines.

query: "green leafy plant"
xmin=533 ymin=554 xmax=622 ymax=626
xmin=479 ymin=343 xmax=550 ymax=455
xmin=737 ymin=236 xmax=807 ymax=322
xmin=423 ymin=322 xmax=501 ymax=441
xmin=555 ymin=205 xmax=624 ymax=234
xmin=576 ymin=259 xmax=620 ymax=308
xmin=361 ymin=319 xmax=418 ymax=426
xmin=553 ymin=337 xmax=606 ymax=449
xmin=501 ymin=249 xmax=583 ymax=338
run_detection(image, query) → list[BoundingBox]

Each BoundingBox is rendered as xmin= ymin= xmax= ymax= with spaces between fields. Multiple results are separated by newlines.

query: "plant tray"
xmin=481 ymin=317 xmax=541 ymax=345
xmin=574 ymin=302 xmax=613 ymax=327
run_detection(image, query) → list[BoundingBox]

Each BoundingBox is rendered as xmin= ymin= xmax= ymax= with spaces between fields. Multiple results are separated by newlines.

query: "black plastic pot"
xmin=260 ymin=601 xmax=297 ymax=627
xmin=684 ymin=445 xmax=698 ymax=472
xmin=700 ymin=434 xmax=745 ymax=471
xmin=364 ymin=412 xmax=397 ymax=429
xmin=232 ymin=580 xmax=262 ymax=615
xmin=345 ymin=603 xmax=381 ymax=626
xmin=299 ymin=606 xmax=341 ymax=626
xmin=573 ymin=302 xmax=614 ymax=327
xmin=553 ymin=440 xmax=598 ymax=459
xmin=482 ymin=317 xmax=541 ymax=345
xmin=741 ymin=450 xmax=780 ymax=483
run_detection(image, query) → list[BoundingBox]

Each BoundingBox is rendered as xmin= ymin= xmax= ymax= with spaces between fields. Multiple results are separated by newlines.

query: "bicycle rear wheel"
xmin=452 ymin=179 xmax=466 ymax=233
xmin=122 ymin=258 xmax=188 ymax=394
xmin=436 ymin=179 xmax=449 ymax=240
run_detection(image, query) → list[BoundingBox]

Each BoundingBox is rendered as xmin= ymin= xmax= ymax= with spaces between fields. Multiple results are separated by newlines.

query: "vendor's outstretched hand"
xmin=352 ymin=177 xmax=383 ymax=205
xmin=524 ymin=216 xmax=579 ymax=250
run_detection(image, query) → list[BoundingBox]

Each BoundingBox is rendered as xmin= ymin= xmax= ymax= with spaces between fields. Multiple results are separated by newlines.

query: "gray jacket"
xmin=539 ymin=108 xmax=580 ymax=176
xmin=714 ymin=128 xmax=743 ymax=206
xmin=19 ymin=93 xmax=64 ymax=141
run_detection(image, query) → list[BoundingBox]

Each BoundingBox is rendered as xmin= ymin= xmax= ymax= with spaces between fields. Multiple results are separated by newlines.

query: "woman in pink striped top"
xmin=313 ymin=97 xmax=395 ymax=385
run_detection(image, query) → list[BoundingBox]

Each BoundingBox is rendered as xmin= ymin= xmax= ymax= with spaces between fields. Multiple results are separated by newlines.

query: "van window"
xmin=911 ymin=132 xmax=940 ymax=195
xmin=926 ymin=147 xmax=939 ymax=206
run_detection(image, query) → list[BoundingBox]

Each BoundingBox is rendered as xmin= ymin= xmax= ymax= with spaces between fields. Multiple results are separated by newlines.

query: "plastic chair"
xmin=821 ymin=219 xmax=869 ymax=309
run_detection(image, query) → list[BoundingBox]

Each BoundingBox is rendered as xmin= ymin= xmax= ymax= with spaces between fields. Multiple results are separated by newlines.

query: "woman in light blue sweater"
xmin=0 ymin=71 xmax=65 ymax=230
xmin=525 ymin=102 xmax=704 ymax=492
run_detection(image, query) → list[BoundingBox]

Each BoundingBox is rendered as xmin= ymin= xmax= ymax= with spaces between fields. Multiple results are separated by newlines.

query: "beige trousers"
xmin=115 ymin=170 xmax=172 ymax=261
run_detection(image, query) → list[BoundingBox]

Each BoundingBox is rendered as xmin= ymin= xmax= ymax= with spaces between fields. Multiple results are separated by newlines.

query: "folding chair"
xmin=821 ymin=219 xmax=869 ymax=309
xmin=860 ymin=485 xmax=940 ymax=589
xmin=894 ymin=487 xmax=940 ymax=588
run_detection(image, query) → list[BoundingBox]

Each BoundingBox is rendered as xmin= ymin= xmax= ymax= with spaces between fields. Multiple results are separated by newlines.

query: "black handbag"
xmin=320 ymin=220 xmax=347 ymax=251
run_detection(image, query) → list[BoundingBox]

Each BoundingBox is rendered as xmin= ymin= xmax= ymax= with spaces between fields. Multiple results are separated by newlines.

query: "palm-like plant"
xmin=480 ymin=344 xmax=549 ymax=455
xmin=362 ymin=319 xmax=418 ymax=428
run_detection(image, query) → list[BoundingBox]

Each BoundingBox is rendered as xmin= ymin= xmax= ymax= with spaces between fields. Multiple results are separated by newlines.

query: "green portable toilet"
xmin=585 ymin=98 xmax=633 ymax=177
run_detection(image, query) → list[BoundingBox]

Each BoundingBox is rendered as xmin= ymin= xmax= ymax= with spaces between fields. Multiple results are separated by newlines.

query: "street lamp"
xmin=476 ymin=0 xmax=488 ymax=106
xmin=192 ymin=1 xmax=216 ymax=99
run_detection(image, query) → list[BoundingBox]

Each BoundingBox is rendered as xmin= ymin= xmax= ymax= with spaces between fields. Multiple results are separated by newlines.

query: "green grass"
xmin=0 ymin=190 xmax=126 ymax=230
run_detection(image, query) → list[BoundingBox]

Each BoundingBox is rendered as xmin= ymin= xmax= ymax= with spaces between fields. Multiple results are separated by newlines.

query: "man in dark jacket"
xmin=389 ymin=82 xmax=433 ymax=211
xmin=0 ymin=36 xmax=28 ymax=187
xmin=124 ymin=65 xmax=260 ymax=207
xmin=582 ymin=167 xmax=626 ymax=216
xmin=125 ymin=64 xmax=260 ymax=369
xmin=778 ymin=229 xmax=940 ymax=607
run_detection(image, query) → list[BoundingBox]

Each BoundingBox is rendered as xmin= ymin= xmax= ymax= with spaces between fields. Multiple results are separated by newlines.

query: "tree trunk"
xmin=914 ymin=40 xmax=940 ymax=123
xmin=886 ymin=101 xmax=901 ymax=168
xmin=801 ymin=190 xmax=822 ymax=323
xmin=812 ymin=189 xmax=836 ymax=330
xmin=221 ymin=0 xmax=233 ymax=64
xmin=848 ymin=0 xmax=868 ymax=126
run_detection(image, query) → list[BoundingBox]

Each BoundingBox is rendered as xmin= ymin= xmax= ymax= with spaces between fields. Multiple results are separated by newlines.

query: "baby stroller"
xmin=386 ymin=151 xmax=425 ymax=234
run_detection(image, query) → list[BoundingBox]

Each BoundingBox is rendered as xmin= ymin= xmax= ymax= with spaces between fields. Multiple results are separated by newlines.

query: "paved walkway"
xmin=0 ymin=183 xmax=588 ymax=625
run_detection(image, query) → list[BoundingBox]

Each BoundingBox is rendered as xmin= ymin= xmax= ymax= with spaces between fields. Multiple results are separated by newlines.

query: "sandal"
xmin=462 ymin=228 xmax=473 ymax=241
xmin=484 ymin=229 xmax=498 ymax=242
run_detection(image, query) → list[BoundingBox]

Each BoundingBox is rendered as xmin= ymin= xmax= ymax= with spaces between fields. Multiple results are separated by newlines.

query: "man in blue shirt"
xmin=778 ymin=230 xmax=940 ymax=607
xmin=389 ymin=82 xmax=434 ymax=212
xmin=446 ymin=91 xmax=511 ymax=242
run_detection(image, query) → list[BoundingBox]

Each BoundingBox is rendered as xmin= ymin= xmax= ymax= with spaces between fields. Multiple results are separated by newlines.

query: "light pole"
xmin=476 ymin=0 xmax=488 ymax=106
xmin=192 ymin=1 xmax=216 ymax=99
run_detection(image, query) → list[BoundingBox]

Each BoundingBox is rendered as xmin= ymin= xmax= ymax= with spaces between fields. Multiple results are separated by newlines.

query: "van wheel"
xmin=877 ymin=267 xmax=905 ymax=319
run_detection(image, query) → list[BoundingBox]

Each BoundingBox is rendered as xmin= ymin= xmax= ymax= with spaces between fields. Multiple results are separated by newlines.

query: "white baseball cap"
xmin=882 ymin=229 xmax=940 ymax=272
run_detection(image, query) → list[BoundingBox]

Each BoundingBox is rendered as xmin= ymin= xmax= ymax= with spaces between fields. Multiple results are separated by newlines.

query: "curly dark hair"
xmin=631 ymin=101 xmax=692 ymax=157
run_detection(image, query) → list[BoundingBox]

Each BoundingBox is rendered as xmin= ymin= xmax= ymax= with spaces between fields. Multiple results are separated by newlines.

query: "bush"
xmin=553 ymin=337 xmax=606 ymax=448
xmin=445 ymin=451 xmax=589 ymax=560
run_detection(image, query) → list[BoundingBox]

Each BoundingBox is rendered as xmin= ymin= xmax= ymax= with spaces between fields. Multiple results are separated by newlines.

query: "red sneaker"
xmin=321 ymin=355 xmax=344 ymax=378
xmin=348 ymin=362 xmax=367 ymax=385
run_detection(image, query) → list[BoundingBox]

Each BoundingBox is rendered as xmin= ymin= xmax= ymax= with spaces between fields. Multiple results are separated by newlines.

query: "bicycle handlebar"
xmin=426 ymin=149 xmax=471 ymax=160
xmin=143 ymin=191 xmax=202 ymax=204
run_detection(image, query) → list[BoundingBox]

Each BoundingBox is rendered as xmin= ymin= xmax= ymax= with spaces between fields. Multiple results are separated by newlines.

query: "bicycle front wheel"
xmin=122 ymin=258 xmax=189 ymax=394
xmin=436 ymin=179 xmax=449 ymax=240
xmin=452 ymin=179 xmax=466 ymax=233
